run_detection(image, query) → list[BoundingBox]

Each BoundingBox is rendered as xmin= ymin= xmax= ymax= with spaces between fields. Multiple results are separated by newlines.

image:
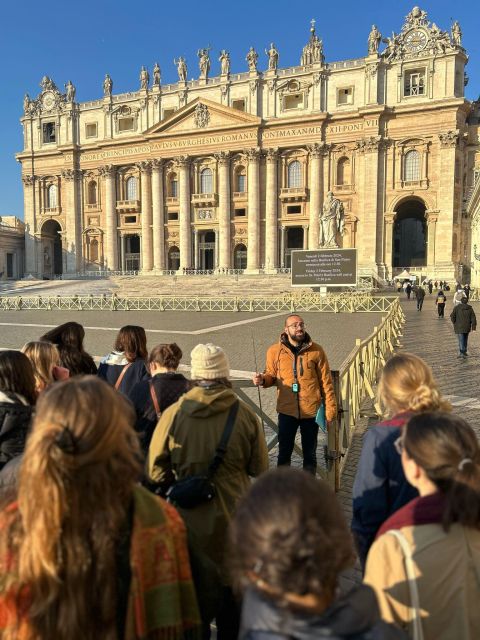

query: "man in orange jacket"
xmin=253 ymin=314 xmax=337 ymax=474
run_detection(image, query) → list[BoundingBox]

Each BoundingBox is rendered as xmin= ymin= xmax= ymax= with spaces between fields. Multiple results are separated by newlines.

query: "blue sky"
xmin=1 ymin=0 xmax=478 ymax=218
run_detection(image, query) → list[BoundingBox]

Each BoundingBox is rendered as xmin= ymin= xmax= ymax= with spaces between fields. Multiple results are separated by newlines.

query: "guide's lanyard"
xmin=292 ymin=353 xmax=299 ymax=393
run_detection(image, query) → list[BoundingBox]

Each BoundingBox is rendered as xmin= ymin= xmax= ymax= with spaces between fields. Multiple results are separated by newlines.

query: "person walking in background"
xmin=98 ymin=325 xmax=149 ymax=396
xmin=364 ymin=412 xmax=480 ymax=639
xmin=453 ymin=286 xmax=466 ymax=307
xmin=415 ymin=285 xmax=426 ymax=311
xmin=428 ymin=280 xmax=433 ymax=294
xmin=148 ymin=343 xmax=268 ymax=640
xmin=0 ymin=376 xmax=201 ymax=640
xmin=450 ymin=296 xmax=477 ymax=357
xmin=464 ymin=283 xmax=471 ymax=301
xmin=40 ymin=321 xmax=97 ymax=375
xmin=130 ymin=343 xmax=191 ymax=453
xmin=436 ymin=289 xmax=447 ymax=318
xmin=231 ymin=467 xmax=405 ymax=640
xmin=351 ymin=353 xmax=451 ymax=567
xmin=252 ymin=314 xmax=336 ymax=475
xmin=405 ymin=282 xmax=412 ymax=300
xmin=21 ymin=341 xmax=69 ymax=395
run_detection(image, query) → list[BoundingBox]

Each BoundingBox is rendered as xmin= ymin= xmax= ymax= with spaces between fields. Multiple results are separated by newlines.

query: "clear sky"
xmin=1 ymin=0 xmax=478 ymax=218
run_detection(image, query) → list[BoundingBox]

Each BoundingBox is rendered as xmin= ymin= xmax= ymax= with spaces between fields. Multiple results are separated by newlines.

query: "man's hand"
xmin=252 ymin=373 xmax=264 ymax=386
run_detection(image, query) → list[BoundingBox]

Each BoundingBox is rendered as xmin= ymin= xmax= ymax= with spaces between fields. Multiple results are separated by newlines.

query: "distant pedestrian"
xmin=464 ymin=283 xmax=471 ymax=301
xmin=453 ymin=287 xmax=465 ymax=307
xmin=405 ymin=282 xmax=412 ymax=300
xmin=428 ymin=280 xmax=433 ymax=294
xmin=97 ymin=325 xmax=149 ymax=397
xmin=434 ymin=280 xmax=438 ymax=289
xmin=436 ymin=290 xmax=447 ymax=318
xmin=415 ymin=285 xmax=426 ymax=311
xmin=450 ymin=296 xmax=477 ymax=357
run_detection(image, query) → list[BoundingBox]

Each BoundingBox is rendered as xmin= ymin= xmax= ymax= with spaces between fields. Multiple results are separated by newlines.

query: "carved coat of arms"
xmin=194 ymin=103 xmax=210 ymax=128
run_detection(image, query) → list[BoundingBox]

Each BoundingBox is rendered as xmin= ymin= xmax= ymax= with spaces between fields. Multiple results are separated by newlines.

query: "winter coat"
xmin=351 ymin=412 xmax=418 ymax=567
xmin=97 ymin=351 xmax=149 ymax=397
xmin=0 ymin=392 xmax=32 ymax=470
xmin=147 ymin=384 xmax=269 ymax=583
xmin=364 ymin=492 xmax=480 ymax=640
xmin=453 ymin=289 xmax=466 ymax=307
xmin=239 ymin=584 xmax=406 ymax=640
xmin=415 ymin=287 xmax=425 ymax=300
xmin=262 ymin=332 xmax=337 ymax=421
xmin=450 ymin=302 xmax=477 ymax=334
xmin=130 ymin=372 xmax=191 ymax=453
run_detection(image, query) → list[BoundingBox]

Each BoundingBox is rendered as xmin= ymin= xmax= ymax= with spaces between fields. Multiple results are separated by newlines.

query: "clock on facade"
xmin=404 ymin=29 xmax=428 ymax=53
xmin=42 ymin=91 xmax=55 ymax=111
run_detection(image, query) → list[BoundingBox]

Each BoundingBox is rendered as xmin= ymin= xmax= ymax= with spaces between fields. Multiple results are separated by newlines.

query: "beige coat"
xmin=364 ymin=522 xmax=480 ymax=639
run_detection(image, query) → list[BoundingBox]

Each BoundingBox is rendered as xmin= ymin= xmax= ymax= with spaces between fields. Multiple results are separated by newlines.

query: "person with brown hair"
xmin=352 ymin=353 xmax=451 ymax=567
xmin=0 ymin=376 xmax=201 ymax=640
xmin=40 ymin=321 xmax=97 ymax=375
xmin=97 ymin=325 xmax=149 ymax=396
xmin=365 ymin=412 xmax=480 ymax=639
xmin=21 ymin=341 xmax=70 ymax=395
xmin=130 ymin=343 xmax=191 ymax=452
xmin=231 ymin=467 xmax=405 ymax=640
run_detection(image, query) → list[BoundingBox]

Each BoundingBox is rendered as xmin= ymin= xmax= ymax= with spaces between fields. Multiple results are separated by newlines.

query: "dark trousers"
xmin=416 ymin=297 xmax=424 ymax=310
xmin=202 ymin=587 xmax=240 ymax=640
xmin=277 ymin=412 xmax=319 ymax=474
xmin=457 ymin=333 xmax=469 ymax=355
xmin=437 ymin=303 xmax=445 ymax=317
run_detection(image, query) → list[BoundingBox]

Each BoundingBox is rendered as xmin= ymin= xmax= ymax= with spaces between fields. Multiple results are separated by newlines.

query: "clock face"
xmin=404 ymin=29 xmax=428 ymax=53
xmin=42 ymin=91 xmax=55 ymax=111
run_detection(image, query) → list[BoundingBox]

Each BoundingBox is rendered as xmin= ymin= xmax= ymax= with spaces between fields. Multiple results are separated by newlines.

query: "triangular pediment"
xmin=144 ymin=97 xmax=261 ymax=136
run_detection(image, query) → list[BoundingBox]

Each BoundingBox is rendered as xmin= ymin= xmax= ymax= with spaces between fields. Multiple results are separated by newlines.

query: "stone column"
xmin=99 ymin=165 xmax=118 ymax=270
xmin=265 ymin=148 xmax=278 ymax=271
xmin=214 ymin=229 xmax=219 ymax=268
xmin=215 ymin=151 xmax=231 ymax=269
xmin=437 ymin=132 xmax=459 ymax=275
xmin=120 ymin=234 xmax=126 ymax=270
xmin=151 ymin=159 xmax=165 ymax=271
xmin=176 ymin=156 xmax=191 ymax=271
xmin=383 ymin=214 xmax=395 ymax=278
xmin=426 ymin=211 xmax=439 ymax=271
xmin=307 ymin=144 xmax=323 ymax=249
xmin=303 ymin=225 xmax=309 ymax=249
xmin=22 ymin=174 xmax=38 ymax=275
xmin=193 ymin=229 xmax=199 ymax=269
xmin=246 ymin=148 xmax=261 ymax=273
xmin=280 ymin=226 xmax=286 ymax=268
xmin=61 ymin=168 xmax=83 ymax=273
xmin=356 ymin=137 xmax=381 ymax=268
xmin=137 ymin=161 xmax=153 ymax=272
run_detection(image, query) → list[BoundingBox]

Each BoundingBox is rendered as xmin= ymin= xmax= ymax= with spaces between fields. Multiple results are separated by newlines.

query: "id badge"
xmin=292 ymin=382 xmax=299 ymax=393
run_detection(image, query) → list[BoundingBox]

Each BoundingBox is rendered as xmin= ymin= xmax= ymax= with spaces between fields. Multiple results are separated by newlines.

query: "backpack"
xmin=437 ymin=295 xmax=445 ymax=304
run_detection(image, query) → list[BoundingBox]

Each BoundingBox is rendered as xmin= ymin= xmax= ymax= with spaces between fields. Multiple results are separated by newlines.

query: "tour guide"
xmin=253 ymin=314 xmax=337 ymax=474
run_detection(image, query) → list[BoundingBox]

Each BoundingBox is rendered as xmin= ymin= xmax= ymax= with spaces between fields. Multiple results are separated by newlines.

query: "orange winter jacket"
xmin=262 ymin=333 xmax=337 ymax=421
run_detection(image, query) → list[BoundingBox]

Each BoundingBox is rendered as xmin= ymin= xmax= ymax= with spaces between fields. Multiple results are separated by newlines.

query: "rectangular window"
xmin=234 ymin=208 xmax=246 ymax=217
xmin=85 ymin=123 xmax=98 ymax=138
xmin=42 ymin=122 xmax=56 ymax=143
xmin=168 ymin=212 xmax=179 ymax=221
xmin=118 ymin=117 xmax=134 ymax=132
xmin=125 ymin=215 xmax=137 ymax=224
xmin=404 ymin=70 xmax=425 ymax=97
xmin=287 ymin=205 xmax=302 ymax=214
xmin=337 ymin=88 xmax=354 ymax=105
xmin=237 ymin=174 xmax=246 ymax=192
xmin=163 ymin=108 xmax=176 ymax=120
xmin=284 ymin=94 xmax=303 ymax=110
xmin=232 ymin=99 xmax=246 ymax=111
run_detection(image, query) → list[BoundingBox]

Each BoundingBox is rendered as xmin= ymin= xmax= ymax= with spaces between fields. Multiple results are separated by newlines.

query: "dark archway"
xmin=393 ymin=199 xmax=427 ymax=268
xmin=41 ymin=219 xmax=63 ymax=276
xmin=199 ymin=230 xmax=215 ymax=270
xmin=233 ymin=243 xmax=247 ymax=270
xmin=168 ymin=246 xmax=180 ymax=271
xmin=285 ymin=227 xmax=304 ymax=268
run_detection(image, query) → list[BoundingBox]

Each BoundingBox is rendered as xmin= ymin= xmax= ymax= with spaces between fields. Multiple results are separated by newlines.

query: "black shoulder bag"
xmin=166 ymin=400 xmax=239 ymax=509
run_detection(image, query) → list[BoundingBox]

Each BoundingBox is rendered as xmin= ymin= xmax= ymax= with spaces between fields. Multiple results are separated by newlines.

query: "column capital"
xmin=264 ymin=147 xmax=279 ymax=162
xmin=22 ymin=174 xmax=36 ymax=186
xmin=307 ymin=142 xmax=329 ymax=158
xmin=384 ymin=213 xmax=396 ymax=225
xmin=151 ymin=158 xmax=164 ymax=170
xmin=99 ymin=164 xmax=116 ymax=178
xmin=214 ymin=151 xmax=230 ymax=166
xmin=173 ymin=155 xmax=190 ymax=168
xmin=438 ymin=130 xmax=459 ymax=148
xmin=136 ymin=160 xmax=152 ymax=174
xmin=244 ymin=147 xmax=261 ymax=161
xmin=355 ymin=136 xmax=383 ymax=154
xmin=61 ymin=168 xmax=83 ymax=181
xmin=426 ymin=211 xmax=439 ymax=224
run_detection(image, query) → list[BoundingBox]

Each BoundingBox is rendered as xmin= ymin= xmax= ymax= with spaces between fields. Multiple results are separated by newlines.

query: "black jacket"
xmin=240 ymin=584 xmax=406 ymax=640
xmin=129 ymin=372 xmax=191 ymax=452
xmin=450 ymin=302 xmax=477 ymax=334
xmin=97 ymin=352 xmax=149 ymax=398
xmin=0 ymin=392 xmax=32 ymax=470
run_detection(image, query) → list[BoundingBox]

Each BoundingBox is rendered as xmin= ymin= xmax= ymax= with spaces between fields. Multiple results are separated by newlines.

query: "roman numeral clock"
xmin=404 ymin=29 xmax=428 ymax=53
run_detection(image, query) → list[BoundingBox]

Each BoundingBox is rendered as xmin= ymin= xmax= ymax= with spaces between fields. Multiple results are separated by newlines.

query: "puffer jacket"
xmin=262 ymin=332 xmax=336 ymax=421
xmin=0 ymin=392 xmax=32 ymax=470
xmin=450 ymin=302 xmax=477 ymax=334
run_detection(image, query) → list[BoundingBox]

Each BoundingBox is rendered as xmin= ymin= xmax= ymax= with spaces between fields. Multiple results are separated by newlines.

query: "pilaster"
xmin=137 ymin=161 xmax=153 ymax=272
xmin=151 ymin=159 xmax=165 ymax=271
xmin=99 ymin=165 xmax=117 ymax=270
xmin=175 ymin=156 xmax=191 ymax=271
xmin=215 ymin=151 xmax=231 ymax=269
xmin=245 ymin=148 xmax=261 ymax=273
xmin=22 ymin=174 xmax=38 ymax=275
xmin=61 ymin=168 xmax=83 ymax=273
xmin=264 ymin=148 xmax=279 ymax=271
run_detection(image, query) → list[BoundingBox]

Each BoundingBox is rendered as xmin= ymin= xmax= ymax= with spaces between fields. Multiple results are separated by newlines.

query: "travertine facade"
xmin=0 ymin=217 xmax=25 ymax=280
xmin=17 ymin=7 xmax=478 ymax=280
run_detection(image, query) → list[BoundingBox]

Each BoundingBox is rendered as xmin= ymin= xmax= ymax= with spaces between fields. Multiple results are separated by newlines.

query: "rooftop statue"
xmin=103 ymin=74 xmax=113 ymax=97
xmin=174 ymin=56 xmax=187 ymax=82
xmin=139 ymin=66 xmax=150 ymax=90
xmin=153 ymin=62 xmax=161 ymax=86
xmin=219 ymin=50 xmax=230 ymax=75
xmin=368 ymin=25 xmax=382 ymax=54
xmin=266 ymin=43 xmax=279 ymax=71
xmin=64 ymin=80 xmax=76 ymax=102
xmin=246 ymin=46 xmax=258 ymax=72
xmin=197 ymin=47 xmax=211 ymax=80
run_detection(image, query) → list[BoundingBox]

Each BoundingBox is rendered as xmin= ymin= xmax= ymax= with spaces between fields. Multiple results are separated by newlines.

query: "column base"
xmin=243 ymin=268 xmax=262 ymax=275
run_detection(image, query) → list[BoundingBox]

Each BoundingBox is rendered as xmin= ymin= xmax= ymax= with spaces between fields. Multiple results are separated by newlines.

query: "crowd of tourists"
xmin=0 ymin=317 xmax=478 ymax=639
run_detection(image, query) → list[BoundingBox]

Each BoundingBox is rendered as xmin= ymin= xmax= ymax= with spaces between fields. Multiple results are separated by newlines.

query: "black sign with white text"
xmin=291 ymin=249 xmax=358 ymax=287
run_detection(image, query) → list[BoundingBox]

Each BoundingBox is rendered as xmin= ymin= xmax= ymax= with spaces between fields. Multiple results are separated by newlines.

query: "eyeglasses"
xmin=287 ymin=322 xmax=305 ymax=329
xmin=394 ymin=436 xmax=405 ymax=456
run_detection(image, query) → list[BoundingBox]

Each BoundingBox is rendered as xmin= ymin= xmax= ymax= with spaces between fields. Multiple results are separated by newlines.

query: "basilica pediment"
xmin=144 ymin=98 xmax=261 ymax=136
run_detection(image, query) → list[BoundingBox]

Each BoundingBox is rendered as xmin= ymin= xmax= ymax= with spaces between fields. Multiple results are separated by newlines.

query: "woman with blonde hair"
xmin=0 ymin=376 xmax=201 ymax=640
xmin=21 ymin=341 xmax=69 ymax=395
xmin=351 ymin=352 xmax=451 ymax=567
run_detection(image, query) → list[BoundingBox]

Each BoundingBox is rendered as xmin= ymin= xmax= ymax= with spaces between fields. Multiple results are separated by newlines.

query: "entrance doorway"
xmin=393 ymin=199 xmax=427 ymax=268
xmin=125 ymin=234 xmax=140 ymax=271
xmin=41 ymin=219 xmax=63 ymax=277
xmin=199 ymin=231 xmax=215 ymax=270
xmin=285 ymin=227 xmax=304 ymax=268
xmin=233 ymin=243 xmax=247 ymax=270
xmin=168 ymin=246 xmax=180 ymax=270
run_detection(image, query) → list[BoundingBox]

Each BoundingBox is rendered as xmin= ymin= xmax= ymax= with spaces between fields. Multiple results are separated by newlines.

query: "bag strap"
xmin=114 ymin=362 xmax=133 ymax=390
xmin=149 ymin=380 xmax=161 ymax=417
xmin=387 ymin=530 xmax=425 ymax=640
xmin=207 ymin=400 xmax=239 ymax=479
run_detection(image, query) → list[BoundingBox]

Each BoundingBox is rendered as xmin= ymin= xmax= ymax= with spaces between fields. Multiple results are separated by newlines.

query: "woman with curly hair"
xmin=351 ymin=353 xmax=451 ymax=567
xmin=21 ymin=341 xmax=69 ymax=395
xmin=230 ymin=467 xmax=404 ymax=640
xmin=40 ymin=322 xmax=97 ymax=376
xmin=0 ymin=376 xmax=201 ymax=640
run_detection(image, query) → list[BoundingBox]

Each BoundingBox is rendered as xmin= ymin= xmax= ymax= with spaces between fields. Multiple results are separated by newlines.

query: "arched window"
xmin=287 ymin=161 xmax=302 ymax=188
xmin=168 ymin=173 xmax=178 ymax=198
xmin=236 ymin=167 xmax=246 ymax=192
xmin=47 ymin=184 xmax=57 ymax=208
xmin=200 ymin=168 xmax=213 ymax=194
xmin=234 ymin=243 xmax=247 ymax=270
xmin=126 ymin=176 xmax=137 ymax=200
xmin=336 ymin=157 xmax=351 ymax=186
xmin=87 ymin=180 xmax=97 ymax=205
xmin=404 ymin=150 xmax=420 ymax=182
xmin=90 ymin=238 xmax=99 ymax=262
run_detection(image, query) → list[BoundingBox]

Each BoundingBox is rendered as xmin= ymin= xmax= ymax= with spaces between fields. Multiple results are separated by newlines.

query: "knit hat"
xmin=190 ymin=343 xmax=230 ymax=380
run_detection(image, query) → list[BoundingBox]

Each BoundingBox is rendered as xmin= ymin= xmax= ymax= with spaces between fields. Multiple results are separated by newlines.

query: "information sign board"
xmin=291 ymin=249 xmax=358 ymax=287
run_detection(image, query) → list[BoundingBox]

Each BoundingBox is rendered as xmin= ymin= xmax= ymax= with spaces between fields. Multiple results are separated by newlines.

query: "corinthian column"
xmin=61 ymin=168 xmax=83 ymax=273
xmin=22 ymin=174 xmax=38 ymax=275
xmin=265 ymin=148 xmax=278 ymax=271
xmin=151 ymin=159 xmax=165 ymax=272
xmin=246 ymin=148 xmax=261 ymax=273
xmin=215 ymin=151 xmax=231 ymax=270
xmin=99 ymin=165 xmax=117 ymax=270
xmin=307 ymin=144 xmax=323 ymax=249
xmin=176 ymin=156 xmax=191 ymax=271
xmin=137 ymin=161 xmax=153 ymax=272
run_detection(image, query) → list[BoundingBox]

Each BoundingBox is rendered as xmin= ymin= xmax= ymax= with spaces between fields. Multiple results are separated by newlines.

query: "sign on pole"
xmin=291 ymin=248 xmax=358 ymax=288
